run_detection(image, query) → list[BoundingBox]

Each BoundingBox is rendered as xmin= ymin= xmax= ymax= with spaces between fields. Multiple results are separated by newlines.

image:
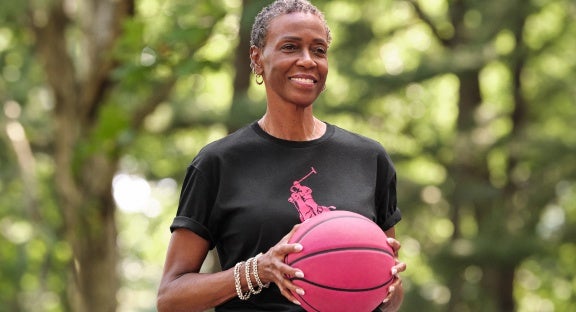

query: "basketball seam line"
xmin=293 ymin=215 xmax=374 ymax=242
xmin=286 ymin=246 xmax=394 ymax=266
xmin=291 ymin=274 xmax=395 ymax=292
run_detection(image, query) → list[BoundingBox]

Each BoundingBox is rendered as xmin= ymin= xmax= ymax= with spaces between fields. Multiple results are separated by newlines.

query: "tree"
xmin=1 ymin=0 xmax=227 ymax=311
xmin=347 ymin=1 xmax=576 ymax=311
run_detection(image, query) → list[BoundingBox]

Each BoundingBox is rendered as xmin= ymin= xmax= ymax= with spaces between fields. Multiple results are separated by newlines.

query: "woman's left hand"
xmin=379 ymin=237 xmax=406 ymax=312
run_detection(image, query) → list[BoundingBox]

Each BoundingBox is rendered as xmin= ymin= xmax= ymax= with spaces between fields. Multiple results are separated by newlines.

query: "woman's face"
xmin=252 ymin=12 xmax=329 ymax=108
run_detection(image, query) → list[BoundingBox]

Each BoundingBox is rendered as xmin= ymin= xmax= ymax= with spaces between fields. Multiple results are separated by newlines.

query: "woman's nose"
xmin=297 ymin=50 xmax=316 ymax=68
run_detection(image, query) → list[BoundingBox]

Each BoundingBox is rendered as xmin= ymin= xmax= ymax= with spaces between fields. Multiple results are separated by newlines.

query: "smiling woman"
xmin=251 ymin=10 xmax=329 ymax=140
xmin=248 ymin=2 xmax=331 ymax=141
xmin=157 ymin=1 xmax=406 ymax=311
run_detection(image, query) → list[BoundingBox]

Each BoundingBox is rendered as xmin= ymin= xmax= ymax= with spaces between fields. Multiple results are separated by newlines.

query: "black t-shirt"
xmin=171 ymin=121 xmax=401 ymax=311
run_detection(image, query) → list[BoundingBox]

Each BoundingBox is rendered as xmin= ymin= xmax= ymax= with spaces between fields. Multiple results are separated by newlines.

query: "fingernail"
xmin=387 ymin=237 xmax=395 ymax=244
xmin=391 ymin=267 xmax=397 ymax=275
xmin=293 ymin=299 xmax=301 ymax=305
xmin=383 ymin=298 xmax=389 ymax=303
xmin=295 ymin=271 xmax=305 ymax=278
xmin=294 ymin=244 xmax=303 ymax=252
xmin=296 ymin=288 xmax=305 ymax=296
xmin=389 ymin=286 xmax=395 ymax=293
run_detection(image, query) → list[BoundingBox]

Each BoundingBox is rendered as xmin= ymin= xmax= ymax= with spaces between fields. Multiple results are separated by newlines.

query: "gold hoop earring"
xmin=255 ymin=74 xmax=264 ymax=85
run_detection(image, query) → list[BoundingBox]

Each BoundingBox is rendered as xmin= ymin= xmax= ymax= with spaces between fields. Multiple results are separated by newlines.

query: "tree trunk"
xmin=227 ymin=0 xmax=271 ymax=131
xmin=29 ymin=0 xmax=134 ymax=311
xmin=446 ymin=70 xmax=484 ymax=311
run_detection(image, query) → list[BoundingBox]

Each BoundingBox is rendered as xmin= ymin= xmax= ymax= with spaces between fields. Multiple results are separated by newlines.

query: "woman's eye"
xmin=314 ymin=47 xmax=327 ymax=55
xmin=282 ymin=44 xmax=297 ymax=51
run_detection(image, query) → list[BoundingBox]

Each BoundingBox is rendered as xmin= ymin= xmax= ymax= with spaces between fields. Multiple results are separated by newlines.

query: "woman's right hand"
xmin=256 ymin=224 xmax=306 ymax=305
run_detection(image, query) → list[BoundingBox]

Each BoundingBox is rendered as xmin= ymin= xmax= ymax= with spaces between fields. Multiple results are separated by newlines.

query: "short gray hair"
xmin=250 ymin=0 xmax=332 ymax=49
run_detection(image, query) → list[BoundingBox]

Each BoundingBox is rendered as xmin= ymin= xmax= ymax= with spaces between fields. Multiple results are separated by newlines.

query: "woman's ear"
xmin=250 ymin=45 xmax=263 ymax=75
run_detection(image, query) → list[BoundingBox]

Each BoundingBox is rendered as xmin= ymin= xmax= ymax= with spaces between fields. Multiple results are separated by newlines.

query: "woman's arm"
xmin=157 ymin=229 xmax=237 ymax=312
xmin=157 ymin=226 xmax=307 ymax=312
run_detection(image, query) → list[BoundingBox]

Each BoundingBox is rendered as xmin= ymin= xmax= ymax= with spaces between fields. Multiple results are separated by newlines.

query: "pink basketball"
xmin=285 ymin=210 xmax=396 ymax=312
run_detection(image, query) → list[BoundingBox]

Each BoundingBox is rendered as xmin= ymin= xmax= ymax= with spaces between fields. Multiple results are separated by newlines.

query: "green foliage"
xmin=1 ymin=0 xmax=575 ymax=311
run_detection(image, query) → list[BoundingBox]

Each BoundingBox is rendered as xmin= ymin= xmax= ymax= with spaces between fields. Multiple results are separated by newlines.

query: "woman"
xmin=157 ymin=1 xmax=406 ymax=311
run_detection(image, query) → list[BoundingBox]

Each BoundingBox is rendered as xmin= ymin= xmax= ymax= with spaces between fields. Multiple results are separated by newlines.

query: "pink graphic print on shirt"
xmin=288 ymin=167 xmax=336 ymax=222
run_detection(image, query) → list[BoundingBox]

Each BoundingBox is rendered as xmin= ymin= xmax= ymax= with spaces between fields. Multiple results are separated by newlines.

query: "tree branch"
xmin=29 ymin=0 xmax=78 ymax=116
xmin=131 ymin=77 xmax=178 ymax=130
xmin=407 ymin=0 xmax=452 ymax=46
xmin=80 ymin=0 xmax=135 ymax=124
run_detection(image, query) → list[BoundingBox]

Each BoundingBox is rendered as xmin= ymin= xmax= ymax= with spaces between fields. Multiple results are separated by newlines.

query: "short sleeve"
xmin=375 ymin=150 xmax=401 ymax=231
xmin=170 ymin=162 xmax=218 ymax=249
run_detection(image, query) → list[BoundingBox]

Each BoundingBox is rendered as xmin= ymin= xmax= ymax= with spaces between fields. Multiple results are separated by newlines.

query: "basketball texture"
xmin=285 ymin=210 xmax=395 ymax=312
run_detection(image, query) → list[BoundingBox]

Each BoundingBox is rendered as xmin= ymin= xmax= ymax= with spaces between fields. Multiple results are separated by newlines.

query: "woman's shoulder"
xmin=200 ymin=123 xmax=259 ymax=152
xmin=330 ymin=124 xmax=387 ymax=151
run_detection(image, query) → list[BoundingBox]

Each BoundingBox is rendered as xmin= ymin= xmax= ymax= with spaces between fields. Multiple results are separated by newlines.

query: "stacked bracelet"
xmin=253 ymin=253 xmax=270 ymax=290
xmin=234 ymin=262 xmax=251 ymax=300
xmin=234 ymin=253 xmax=270 ymax=300
xmin=244 ymin=257 xmax=258 ymax=294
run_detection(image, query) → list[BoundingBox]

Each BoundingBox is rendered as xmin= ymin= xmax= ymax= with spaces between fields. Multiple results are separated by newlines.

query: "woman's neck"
xmin=258 ymin=112 xmax=325 ymax=141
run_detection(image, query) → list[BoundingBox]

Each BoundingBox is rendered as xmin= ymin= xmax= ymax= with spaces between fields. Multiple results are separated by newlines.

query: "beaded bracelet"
xmin=234 ymin=261 xmax=251 ymax=300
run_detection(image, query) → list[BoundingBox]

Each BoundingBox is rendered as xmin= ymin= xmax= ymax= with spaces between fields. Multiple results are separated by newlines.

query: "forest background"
xmin=1 ymin=0 xmax=575 ymax=311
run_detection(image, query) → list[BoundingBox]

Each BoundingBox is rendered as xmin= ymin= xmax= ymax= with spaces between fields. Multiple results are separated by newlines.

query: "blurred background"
xmin=1 ymin=0 xmax=575 ymax=311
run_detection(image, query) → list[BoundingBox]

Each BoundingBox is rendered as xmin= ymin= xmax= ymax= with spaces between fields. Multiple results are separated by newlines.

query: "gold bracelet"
xmin=253 ymin=253 xmax=270 ymax=290
xmin=244 ymin=257 xmax=257 ymax=294
xmin=234 ymin=262 xmax=250 ymax=300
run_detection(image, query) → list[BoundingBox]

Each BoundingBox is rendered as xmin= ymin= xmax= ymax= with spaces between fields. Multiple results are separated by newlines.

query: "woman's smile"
xmin=289 ymin=75 xmax=317 ymax=88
